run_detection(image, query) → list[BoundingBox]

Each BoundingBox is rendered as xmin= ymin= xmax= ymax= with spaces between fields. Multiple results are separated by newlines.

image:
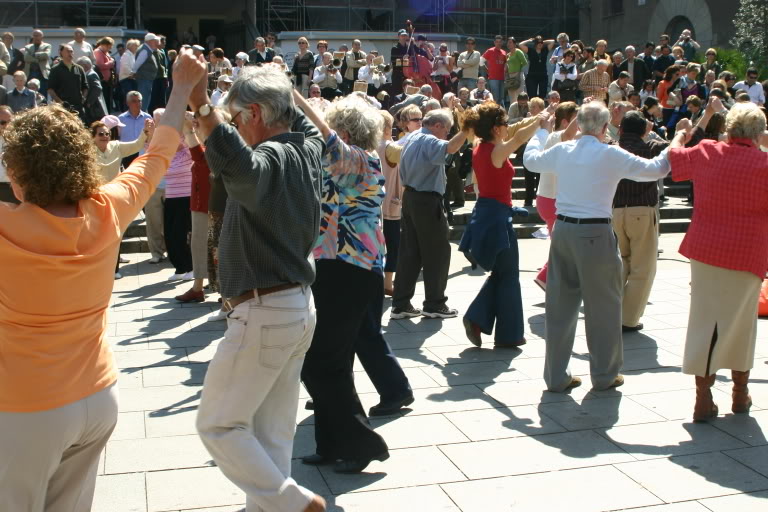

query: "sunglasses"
xmin=409 ymin=117 xmax=423 ymax=122
xmin=96 ymin=131 xmax=110 ymax=136
xmin=299 ymin=41 xmax=308 ymax=45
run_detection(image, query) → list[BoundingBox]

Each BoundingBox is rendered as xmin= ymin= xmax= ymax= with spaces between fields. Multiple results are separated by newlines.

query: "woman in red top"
xmin=460 ymin=102 xmax=540 ymax=348
xmin=670 ymin=98 xmax=768 ymax=422
xmin=94 ymin=37 xmax=116 ymax=113
xmin=175 ymin=117 xmax=211 ymax=303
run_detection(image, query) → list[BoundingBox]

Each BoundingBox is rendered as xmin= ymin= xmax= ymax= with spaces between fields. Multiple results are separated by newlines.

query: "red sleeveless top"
xmin=473 ymin=141 xmax=515 ymax=206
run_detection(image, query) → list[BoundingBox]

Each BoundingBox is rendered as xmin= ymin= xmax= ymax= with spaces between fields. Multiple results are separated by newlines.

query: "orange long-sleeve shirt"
xmin=0 ymin=126 xmax=180 ymax=412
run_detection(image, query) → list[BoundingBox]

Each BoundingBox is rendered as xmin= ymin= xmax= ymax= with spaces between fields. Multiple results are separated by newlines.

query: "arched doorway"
xmin=665 ymin=15 xmax=695 ymax=41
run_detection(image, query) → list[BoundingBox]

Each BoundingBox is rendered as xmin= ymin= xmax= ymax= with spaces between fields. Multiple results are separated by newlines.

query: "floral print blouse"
xmin=312 ymin=131 xmax=386 ymax=275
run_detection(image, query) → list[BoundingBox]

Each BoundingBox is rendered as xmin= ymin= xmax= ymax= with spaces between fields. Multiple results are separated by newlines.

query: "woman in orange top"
xmin=658 ymin=64 xmax=682 ymax=134
xmin=0 ymin=50 xmax=206 ymax=511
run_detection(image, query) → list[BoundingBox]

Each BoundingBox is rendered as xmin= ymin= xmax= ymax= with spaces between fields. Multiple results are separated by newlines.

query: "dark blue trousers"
xmin=465 ymin=245 xmax=525 ymax=343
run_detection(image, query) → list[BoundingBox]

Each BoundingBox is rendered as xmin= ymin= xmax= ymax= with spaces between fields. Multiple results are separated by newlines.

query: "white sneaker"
xmin=114 ymin=272 xmax=123 ymax=280
xmin=207 ymin=309 xmax=229 ymax=322
xmin=119 ymin=256 xmax=130 ymax=264
xmin=182 ymin=271 xmax=194 ymax=281
xmin=149 ymin=256 xmax=163 ymax=264
xmin=167 ymin=273 xmax=186 ymax=281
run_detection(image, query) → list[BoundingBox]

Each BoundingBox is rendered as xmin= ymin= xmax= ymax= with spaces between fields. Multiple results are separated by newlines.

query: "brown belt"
xmin=225 ymin=284 xmax=301 ymax=310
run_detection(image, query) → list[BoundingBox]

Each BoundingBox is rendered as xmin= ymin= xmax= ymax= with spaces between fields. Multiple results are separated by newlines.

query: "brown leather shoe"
xmin=693 ymin=375 xmax=719 ymax=422
xmin=732 ymin=370 xmax=752 ymax=414
xmin=175 ymin=288 xmax=205 ymax=303
xmin=564 ymin=376 xmax=582 ymax=391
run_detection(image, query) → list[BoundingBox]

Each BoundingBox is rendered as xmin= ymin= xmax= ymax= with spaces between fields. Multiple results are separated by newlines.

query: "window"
xmin=604 ymin=0 xmax=624 ymax=17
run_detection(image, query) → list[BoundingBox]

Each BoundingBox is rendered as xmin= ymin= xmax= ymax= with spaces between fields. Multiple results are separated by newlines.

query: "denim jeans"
xmin=458 ymin=78 xmax=477 ymax=91
xmin=136 ymin=79 xmax=153 ymax=108
xmin=487 ymin=79 xmax=505 ymax=108
xmin=465 ymin=244 xmax=525 ymax=344
xmin=196 ymin=286 xmax=317 ymax=512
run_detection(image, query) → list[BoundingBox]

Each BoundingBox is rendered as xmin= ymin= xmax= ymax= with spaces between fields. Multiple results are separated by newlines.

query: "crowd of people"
xmin=1 ymin=24 xmax=768 ymax=512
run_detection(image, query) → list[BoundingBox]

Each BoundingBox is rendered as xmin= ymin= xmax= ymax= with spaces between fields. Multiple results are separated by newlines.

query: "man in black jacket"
xmin=2 ymin=32 xmax=24 ymax=91
xmin=619 ymin=45 xmax=650 ymax=88
xmin=47 ymin=44 xmax=88 ymax=123
xmin=247 ymin=37 xmax=275 ymax=65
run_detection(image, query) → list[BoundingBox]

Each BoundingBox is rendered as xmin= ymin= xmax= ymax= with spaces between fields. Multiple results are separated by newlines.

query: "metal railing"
xmin=0 ymin=0 xmax=128 ymax=27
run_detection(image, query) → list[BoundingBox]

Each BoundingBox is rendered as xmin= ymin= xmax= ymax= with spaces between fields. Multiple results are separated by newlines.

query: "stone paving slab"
xmin=93 ymin=234 xmax=768 ymax=511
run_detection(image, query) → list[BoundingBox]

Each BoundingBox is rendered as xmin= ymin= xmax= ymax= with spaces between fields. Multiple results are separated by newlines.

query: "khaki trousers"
xmin=612 ymin=206 xmax=658 ymax=327
xmin=144 ymin=187 xmax=166 ymax=259
xmin=196 ymin=287 xmax=317 ymax=512
xmin=0 ymin=384 xmax=118 ymax=512
xmin=191 ymin=211 xmax=209 ymax=280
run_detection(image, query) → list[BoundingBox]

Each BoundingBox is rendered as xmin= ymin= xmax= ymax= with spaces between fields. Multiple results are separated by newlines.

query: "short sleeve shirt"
xmin=399 ymin=128 xmax=449 ymax=194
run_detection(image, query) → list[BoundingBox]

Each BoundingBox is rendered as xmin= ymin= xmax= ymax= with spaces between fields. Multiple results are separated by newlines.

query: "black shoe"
xmin=391 ymin=305 xmax=422 ymax=319
xmin=450 ymin=201 xmax=465 ymax=209
xmin=302 ymin=453 xmax=334 ymax=466
xmin=463 ymin=317 xmax=482 ymax=347
xmin=333 ymin=452 xmax=390 ymax=474
xmin=622 ymin=323 xmax=644 ymax=332
xmin=422 ymin=305 xmax=458 ymax=319
xmin=494 ymin=338 xmax=526 ymax=348
xmin=305 ymin=399 xmax=314 ymax=410
xmin=369 ymin=394 xmax=415 ymax=416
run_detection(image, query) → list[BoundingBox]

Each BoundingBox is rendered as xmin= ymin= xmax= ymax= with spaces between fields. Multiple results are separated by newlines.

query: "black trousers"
xmin=163 ymin=196 xmax=192 ymax=274
xmin=526 ymin=73 xmax=549 ymax=99
xmin=356 ymin=283 xmax=412 ymax=402
xmin=392 ymin=188 xmax=451 ymax=311
xmin=514 ymin=147 xmax=538 ymax=205
xmin=321 ymin=87 xmax=343 ymax=101
xmin=383 ymin=219 xmax=401 ymax=273
xmin=302 ymin=259 xmax=389 ymax=460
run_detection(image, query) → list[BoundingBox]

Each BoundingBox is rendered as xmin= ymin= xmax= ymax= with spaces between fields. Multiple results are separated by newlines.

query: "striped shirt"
xmin=164 ymin=143 xmax=193 ymax=198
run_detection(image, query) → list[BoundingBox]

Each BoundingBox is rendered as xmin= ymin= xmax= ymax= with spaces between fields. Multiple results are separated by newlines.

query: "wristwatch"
xmin=194 ymin=104 xmax=214 ymax=119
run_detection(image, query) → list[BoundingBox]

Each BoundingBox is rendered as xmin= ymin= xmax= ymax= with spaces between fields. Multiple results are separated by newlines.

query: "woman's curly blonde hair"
xmin=3 ymin=104 xmax=101 ymax=206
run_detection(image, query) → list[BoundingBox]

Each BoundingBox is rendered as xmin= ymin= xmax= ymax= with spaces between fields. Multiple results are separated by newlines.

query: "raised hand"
xmin=706 ymin=96 xmax=724 ymax=115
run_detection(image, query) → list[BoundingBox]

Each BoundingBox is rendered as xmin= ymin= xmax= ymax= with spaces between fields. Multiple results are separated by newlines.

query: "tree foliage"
xmin=730 ymin=0 xmax=768 ymax=69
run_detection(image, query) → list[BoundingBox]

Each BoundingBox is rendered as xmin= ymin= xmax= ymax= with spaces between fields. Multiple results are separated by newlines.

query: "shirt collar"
xmin=729 ymin=137 xmax=755 ymax=148
xmin=260 ymin=131 xmax=305 ymax=146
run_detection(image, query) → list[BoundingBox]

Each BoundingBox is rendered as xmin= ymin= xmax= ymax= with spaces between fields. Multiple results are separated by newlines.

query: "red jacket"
xmin=189 ymin=144 xmax=211 ymax=213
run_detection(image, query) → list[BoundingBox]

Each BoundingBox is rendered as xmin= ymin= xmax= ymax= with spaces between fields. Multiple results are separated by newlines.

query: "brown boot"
xmin=693 ymin=375 xmax=718 ymax=422
xmin=732 ymin=370 xmax=752 ymax=414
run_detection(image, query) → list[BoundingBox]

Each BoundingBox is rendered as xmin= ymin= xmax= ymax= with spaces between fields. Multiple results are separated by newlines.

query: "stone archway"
xmin=648 ymin=0 xmax=713 ymax=49
xmin=666 ymin=15 xmax=696 ymax=41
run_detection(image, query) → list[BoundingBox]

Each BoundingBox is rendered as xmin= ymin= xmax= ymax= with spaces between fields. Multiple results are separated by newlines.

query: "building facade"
xmin=576 ymin=0 xmax=738 ymax=53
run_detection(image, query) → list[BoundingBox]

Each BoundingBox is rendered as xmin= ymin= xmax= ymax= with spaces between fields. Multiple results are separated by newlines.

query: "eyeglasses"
xmin=96 ymin=131 xmax=110 ymax=136
xmin=299 ymin=41 xmax=308 ymax=45
xmin=409 ymin=117 xmax=423 ymax=123
xmin=748 ymin=75 xmax=758 ymax=80
xmin=230 ymin=110 xmax=244 ymax=129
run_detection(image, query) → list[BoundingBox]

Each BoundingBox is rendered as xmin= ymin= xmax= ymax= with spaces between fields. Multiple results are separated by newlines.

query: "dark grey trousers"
xmin=392 ymin=188 xmax=451 ymax=311
xmin=544 ymin=220 xmax=624 ymax=392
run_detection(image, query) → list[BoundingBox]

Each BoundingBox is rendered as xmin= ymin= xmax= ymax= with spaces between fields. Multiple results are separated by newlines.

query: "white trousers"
xmin=196 ymin=286 xmax=317 ymax=512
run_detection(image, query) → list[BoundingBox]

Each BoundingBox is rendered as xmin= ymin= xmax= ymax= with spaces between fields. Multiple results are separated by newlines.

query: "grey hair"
xmin=424 ymin=99 xmax=441 ymax=112
xmin=224 ymin=64 xmax=296 ymax=128
xmin=75 ymin=56 xmax=92 ymax=70
xmin=419 ymin=84 xmax=433 ymax=95
xmin=255 ymin=37 xmax=265 ymax=45
xmin=547 ymin=90 xmax=560 ymax=99
xmin=577 ymin=101 xmax=610 ymax=136
xmin=127 ymin=39 xmax=140 ymax=50
xmin=441 ymin=92 xmax=456 ymax=107
xmin=235 ymin=52 xmax=249 ymax=63
xmin=423 ymin=108 xmax=454 ymax=129
xmin=324 ymin=95 xmax=383 ymax=151
xmin=32 ymin=29 xmax=43 ymax=37
xmin=74 ymin=28 xmax=86 ymax=36
xmin=27 ymin=78 xmax=40 ymax=89
xmin=726 ymin=102 xmax=767 ymax=142
xmin=625 ymin=45 xmax=635 ymax=53
xmin=126 ymin=90 xmax=142 ymax=101
xmin=596 ymin=59 xmax=609 ymax=68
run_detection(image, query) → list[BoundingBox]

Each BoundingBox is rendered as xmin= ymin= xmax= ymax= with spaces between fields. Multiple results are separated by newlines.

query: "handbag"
xmin=505 ymin=72 xmax=522 ymax=91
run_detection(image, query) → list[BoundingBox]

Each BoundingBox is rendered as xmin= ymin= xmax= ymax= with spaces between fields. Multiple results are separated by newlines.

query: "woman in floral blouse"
xmin=293 ymin=91 xmax=392 ymax=474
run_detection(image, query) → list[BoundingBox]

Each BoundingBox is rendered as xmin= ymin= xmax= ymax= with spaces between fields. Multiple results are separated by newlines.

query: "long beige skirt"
xmin=683 ymin=259 xmax=762 ymax=376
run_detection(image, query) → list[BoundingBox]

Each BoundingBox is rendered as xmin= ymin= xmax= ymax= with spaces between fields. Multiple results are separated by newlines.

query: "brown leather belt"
xmin=225 ymin=284 xmax=301 ymax=310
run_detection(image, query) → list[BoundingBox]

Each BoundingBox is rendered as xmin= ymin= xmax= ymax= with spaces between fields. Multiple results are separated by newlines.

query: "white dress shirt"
xmin=523 ymin=129 xmax=670 ymax=218
xmin=69 ymin=40 xmax=95 ymax=63
xmin=119 ymin=50 xmax=135 ymax=81
xmin=733 ymin=81 xmax=766 ymax=105
xmin=211 ymin=88 xmax=227 ymax=106
xmin=536 ymin=130 xmax=563 ymax=199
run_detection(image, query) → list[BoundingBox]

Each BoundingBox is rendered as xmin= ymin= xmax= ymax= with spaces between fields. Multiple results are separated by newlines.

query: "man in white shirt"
xmin=68 ymin=27 xmax=95 ymax=64
xmin=457 ymin=37 xmax=481 ymax=91
xmin=210 ymin=74 xmax=232 ymax=106
xmin=523 ymin=101 xmax=671 ymax=393
xmin=734 ymin=68 xmax=765 ymax=107
xmin=0 ymin=106 xmax=18 ymax=204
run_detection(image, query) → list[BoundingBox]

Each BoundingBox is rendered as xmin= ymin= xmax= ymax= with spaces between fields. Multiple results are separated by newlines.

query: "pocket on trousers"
xmin=259 ymin=319 xmax=306 ymax=370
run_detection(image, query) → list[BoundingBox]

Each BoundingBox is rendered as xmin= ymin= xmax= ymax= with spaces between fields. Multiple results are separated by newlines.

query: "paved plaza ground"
xmin=93 ymin=233 xmax=768 ymax=512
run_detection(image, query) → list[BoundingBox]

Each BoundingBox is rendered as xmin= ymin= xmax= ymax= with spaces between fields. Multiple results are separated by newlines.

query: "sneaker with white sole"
xmin=167 ymin=273 xmax=186 ymax=281
xmin=390 ymin=305 xmax=422 ymax=319
xmin=114 ymin=272 xmax=123 ymax=280
xmin=422 ymin=306 xmax=458 ymax=319
xmin=182 ymin=271 xmax=194 ymax=281
xmin=207 ymin=309 xmax=229 ymax=322
xmin=119 ymin=256 xmax=130 ymax=264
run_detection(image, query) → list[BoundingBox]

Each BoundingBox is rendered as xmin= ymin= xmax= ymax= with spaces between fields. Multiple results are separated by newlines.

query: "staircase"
xmin=119 ymin=173 xmax=693 ymax=253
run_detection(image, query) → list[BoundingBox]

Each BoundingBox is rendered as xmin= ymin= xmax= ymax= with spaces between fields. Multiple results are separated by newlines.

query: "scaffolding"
xmin=0 ymin=0 xmax=130 ymax=27
xmin=260 ymin=0 xmax=576 ymax=40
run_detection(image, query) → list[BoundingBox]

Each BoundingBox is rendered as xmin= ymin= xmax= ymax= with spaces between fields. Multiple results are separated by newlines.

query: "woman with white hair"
xmin=292 ymin=90 xmax=392 ymax=473
xmin=232 ymin=52 xmax=249 ymax=79
xmin=669 ymin=98 xmax=768 ymax=422
xmin=118 ymin=39 xmax=140 ymax=108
